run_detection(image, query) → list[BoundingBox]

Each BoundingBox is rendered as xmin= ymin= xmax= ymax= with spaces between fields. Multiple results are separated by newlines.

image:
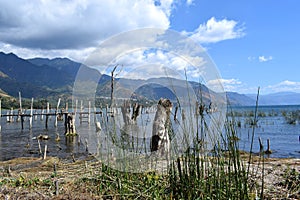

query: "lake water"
xmin=0 ymin=105 xmax=299 ymax=161
xmin=230 ymin=105 xmax=300 ymax=158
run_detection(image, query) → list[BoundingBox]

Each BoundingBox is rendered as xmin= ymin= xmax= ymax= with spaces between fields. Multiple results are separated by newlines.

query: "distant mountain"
xmin=0 ymin=52 xmax=102 ymax=98
xmin=2 ymin=51 xmax=300 ymax=107
xmin=247 ymin=92 xmax=300 ymax=105
xmin=0 ymin=52 xmax=72 ymax=88
xmin=28 ymin=57 xmax=98 ymax=80
xmin=226 ymin=92 xmax=256 ymax=106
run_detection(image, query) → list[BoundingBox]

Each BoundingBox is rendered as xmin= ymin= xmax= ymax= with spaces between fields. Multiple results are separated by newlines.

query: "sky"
xmin=0 ymin=0 xmax=299 ymax=94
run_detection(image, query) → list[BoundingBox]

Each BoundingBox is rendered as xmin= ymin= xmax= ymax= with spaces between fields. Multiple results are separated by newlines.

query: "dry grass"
xmin=0 ymin=155 xmax=299 ymax=199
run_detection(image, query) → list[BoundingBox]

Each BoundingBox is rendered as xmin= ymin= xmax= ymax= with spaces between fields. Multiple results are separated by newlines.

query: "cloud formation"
xmin=266 ymin=80 xmax=300 ymax=93
xmin=207 ymin=78 xmax=243 ymax=92
xmin=183 ymin=17 xmax=245 ymax=43
xmin=186 ymin=0 xmax=194 ymax=6
xmin=0 ymin=0 xmax=171 ymax=50
xmin=258 ymin=55 xmax=273 ymax=62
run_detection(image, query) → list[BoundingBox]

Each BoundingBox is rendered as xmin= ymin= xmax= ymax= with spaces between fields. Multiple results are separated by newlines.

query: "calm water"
xmin=230 ymin=105 xmax=300 ymax=158
xmin=0 ymin=112 xmax=87 ymax=161
xmin=0 ymin=105 xmax=300 ymax=161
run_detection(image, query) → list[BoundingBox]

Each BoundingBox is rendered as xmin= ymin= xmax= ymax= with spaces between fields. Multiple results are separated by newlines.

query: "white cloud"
xmin=186 ymin=0 xmax=194 ymax=6
xmin=183 ymin=17 xmax=245 ymax=43
xmin=0 ymin=0 xmax=171 ymax=51
xmin=258 ymin=55 xmax=273 ymax=62
xmin=0 ymin=1 xmax=246 ymax=79
xmin=96 ymin=49 xmax=203 ymax=80
xmin=247 ymin=56 xmax=255 ymax=61
xmin=265 ymin=80 xmax=300 ymax=93
xmin=207 ymin=78 xmax=242 ymax=92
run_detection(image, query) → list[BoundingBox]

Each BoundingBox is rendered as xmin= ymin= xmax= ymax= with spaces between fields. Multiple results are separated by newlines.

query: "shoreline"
xmin=0 ymin=155 xmax=299 ymax=199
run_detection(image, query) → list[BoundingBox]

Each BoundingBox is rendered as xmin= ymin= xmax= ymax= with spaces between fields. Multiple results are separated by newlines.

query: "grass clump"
xmin=168 ymin=120 xmax=250 ymax=200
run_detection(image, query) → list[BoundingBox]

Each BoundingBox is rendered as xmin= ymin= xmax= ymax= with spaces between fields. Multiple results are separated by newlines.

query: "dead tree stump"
xmin=151 ymin=98 xmax=172 ymax=156
xmin=121 ymin=100 xmax=140 ymax=125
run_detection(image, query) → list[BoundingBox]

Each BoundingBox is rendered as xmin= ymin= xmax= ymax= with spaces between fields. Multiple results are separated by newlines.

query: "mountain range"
xmin=0 ymin=51 xmax=299 ymax=107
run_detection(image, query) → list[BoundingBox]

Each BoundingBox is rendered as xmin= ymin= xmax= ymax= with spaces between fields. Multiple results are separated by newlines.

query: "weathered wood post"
xmin=19 ymin=91 xmax=22 ymax=113
xmin=34 ymin=110 xmax=37 ymax=121
xmin=106 ymin=104 xmax=109 ymax=122
xmin=64 ymin=112 xmax=68 ymax=134
xmin=18 ymin=91 xmax=22 ymax=122
xmin=29 ymin=98 xmax=33 ymax=129
xmin=110 ymin=65 xmax=118 ymax=109
xmin=258 ymin=137 xmax=264 ymax=153
xmin=88 ymin=101 xmax=91 ymax=124
xmin=94 ymin=107 xmax=101 ymax=132
xmin=9 ymin=108 xmax=14 ymax=123
xmin=80 ymin=100 xmax=83 ymax=124
xmin=265 ymin=139 xmax=272 ymax=154
xmin=41 ymin=109 xmax=44 ymax=121
xmin=47 ymin=102 xmax=50 ymax=114
xmin=45 ymin=102 xmax=50 ymax=129
xmin=21 ymin=115 xmax=24 ymax=130
xmin=55 ymin=98 xmax=61 ymax=127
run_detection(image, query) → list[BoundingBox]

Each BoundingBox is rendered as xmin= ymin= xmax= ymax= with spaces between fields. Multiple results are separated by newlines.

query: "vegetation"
xmin=1 ymin=106 xmax=300 ymax=199
xmin=1 ymin=84 xmax=300 ymax=199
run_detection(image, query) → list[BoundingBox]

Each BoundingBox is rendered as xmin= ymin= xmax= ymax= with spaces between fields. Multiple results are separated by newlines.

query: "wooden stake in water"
xmin=47 ymin=102 xmax=50 ymax=114
xmin=55 ymin=98 xmax=61 ymax=127
xmin=19 ymin=91 xmax=22 ymax=114
xmin=265 ymin=139 xmax=272 ymax=154
xmin=41 ymin=109 xmax=44 ymax=121
xmin=17 ymin=91 xmax=22 ymax=122
xmin=29 ymin=98 xmax=33 ymax=129
xmin=88 ymin=101 xmax=91 ymax=124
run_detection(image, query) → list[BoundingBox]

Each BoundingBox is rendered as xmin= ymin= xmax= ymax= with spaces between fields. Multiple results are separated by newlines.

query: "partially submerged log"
xmin=151 ymin=98 xmax=172 ymax=156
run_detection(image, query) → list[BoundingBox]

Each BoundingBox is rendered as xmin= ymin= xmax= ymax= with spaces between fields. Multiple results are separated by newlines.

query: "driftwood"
xmin=151 ymin=98 xmax=172 ymax=156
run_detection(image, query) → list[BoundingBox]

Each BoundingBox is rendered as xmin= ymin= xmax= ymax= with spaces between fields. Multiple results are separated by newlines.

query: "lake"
xmin=230 ymin=105 xmax=300 ymax=158
xmin=0 ymin=105 xmax=299 ymax=161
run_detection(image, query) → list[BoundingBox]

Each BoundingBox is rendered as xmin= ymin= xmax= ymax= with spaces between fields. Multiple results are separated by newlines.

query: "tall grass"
xmin=79 ymin=107 xmax=262 ymax=199
xmin=168 ymin=115 xmax=250 ymax=199
xmin=79 ymin=86 xmax=265 ymax=199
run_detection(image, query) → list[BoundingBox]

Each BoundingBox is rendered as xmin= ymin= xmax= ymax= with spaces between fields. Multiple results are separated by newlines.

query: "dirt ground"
xmin=0 ymin=155 xmax=299 ymax=200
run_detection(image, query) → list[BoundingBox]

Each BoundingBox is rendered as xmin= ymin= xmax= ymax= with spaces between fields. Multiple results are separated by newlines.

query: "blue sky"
xmin=170 ymin=0 xmax=300 ymax=94
xmin=0 ymin=0 xmax=299 ymax=94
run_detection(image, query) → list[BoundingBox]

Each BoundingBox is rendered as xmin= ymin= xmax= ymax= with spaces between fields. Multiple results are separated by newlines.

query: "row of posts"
xmin=0 ymin=98 xmax=96 ymax=132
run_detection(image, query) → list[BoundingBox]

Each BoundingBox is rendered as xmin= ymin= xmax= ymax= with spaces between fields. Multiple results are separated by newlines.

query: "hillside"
xmin=226 ymin=92 xmax=256 ymax=106
xmin=247 ymin=92 xmax=300 ymax=105
xmin=2 ymin=51 xmax=299 ymax=106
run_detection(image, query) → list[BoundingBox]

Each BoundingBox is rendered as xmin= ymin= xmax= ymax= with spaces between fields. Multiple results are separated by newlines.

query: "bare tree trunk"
xmin=110 ymin=65 xmax=118 ymax=108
